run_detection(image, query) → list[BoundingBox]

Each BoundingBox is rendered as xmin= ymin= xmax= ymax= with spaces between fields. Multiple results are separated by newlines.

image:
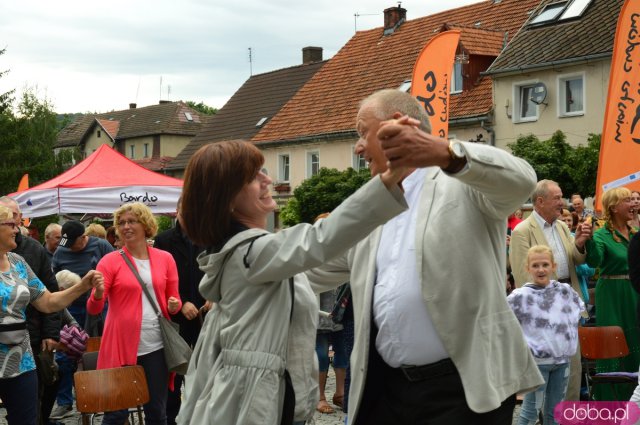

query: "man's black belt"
xmin=397 ymin=358 xmax=456 ymax=382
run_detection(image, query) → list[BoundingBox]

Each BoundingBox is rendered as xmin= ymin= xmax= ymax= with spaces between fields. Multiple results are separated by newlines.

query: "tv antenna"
xmin=248 ymin=47 xmax=253 ymax=76
xmin=354 ymin=12 xmax=379 ymax=32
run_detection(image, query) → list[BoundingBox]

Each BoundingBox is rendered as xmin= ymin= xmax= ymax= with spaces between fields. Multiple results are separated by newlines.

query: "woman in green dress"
xmin=586 ymin=187 xmax=638 ymax=400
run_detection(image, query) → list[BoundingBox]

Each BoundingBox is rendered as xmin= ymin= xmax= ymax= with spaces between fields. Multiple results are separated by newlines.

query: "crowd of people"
xmin=0 ymin=88 xmax=638 ymax=425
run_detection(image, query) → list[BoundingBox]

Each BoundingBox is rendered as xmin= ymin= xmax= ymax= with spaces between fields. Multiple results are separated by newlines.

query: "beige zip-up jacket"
xmin=177 ymin=176 xmax=407 ymax=425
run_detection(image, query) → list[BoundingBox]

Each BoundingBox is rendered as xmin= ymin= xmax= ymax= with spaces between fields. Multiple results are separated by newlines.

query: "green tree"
xmin=280 ymin=167 xmax=371 ymax=226
xmin=0 ymin=88 xmax=80 ymax=194
xmin=0 ymin=48 xmax=14 ymax=114
xmin=568 ymin=134 xmax=600 ymax=197
xmin=186 ymin=101 xmax=217 ymax=116
xmin=508 ymin=131 xmax=600 ymax=197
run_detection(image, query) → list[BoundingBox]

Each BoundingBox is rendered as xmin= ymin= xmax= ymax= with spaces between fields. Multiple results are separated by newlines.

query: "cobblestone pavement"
xmin=0 ymin=368 xmax=522 ymax=424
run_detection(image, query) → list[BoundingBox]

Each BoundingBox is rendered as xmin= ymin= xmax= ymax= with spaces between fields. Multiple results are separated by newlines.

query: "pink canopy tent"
xmin=11 ymin=145 xmax=183 ymax=217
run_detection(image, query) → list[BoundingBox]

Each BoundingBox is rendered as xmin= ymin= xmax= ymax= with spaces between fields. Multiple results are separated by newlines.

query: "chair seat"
xmin=592 ymin=373 xmax=638 ymax=383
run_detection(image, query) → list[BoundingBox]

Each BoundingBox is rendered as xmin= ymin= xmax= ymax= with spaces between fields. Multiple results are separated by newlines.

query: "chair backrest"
xmin=578 ymin=326 xmax=630 ymax=360
xmin=74 ymin=366 xmax=149 ymax=414
xmin=81 ymin=351 xmax=99 ymax=371
xmin=86 ymin=336 xmax=101 ymax=353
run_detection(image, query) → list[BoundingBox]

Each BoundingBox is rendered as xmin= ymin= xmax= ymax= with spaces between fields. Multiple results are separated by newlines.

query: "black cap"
xmin=59 ymin=220 xmax=85 ymax=248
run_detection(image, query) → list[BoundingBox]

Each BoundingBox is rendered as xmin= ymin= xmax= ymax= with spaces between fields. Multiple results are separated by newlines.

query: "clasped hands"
xmin=378 ymin=115 xmax=452 ymax=177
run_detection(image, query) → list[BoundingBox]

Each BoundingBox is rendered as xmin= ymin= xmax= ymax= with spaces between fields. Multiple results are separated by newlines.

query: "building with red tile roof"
xmin=166 ymin=47 xmax=326 ymax=176
xmin=250 ymin=0 xmax=541 ymax=198
xmin=55 ymin=101 xmax=205 ymax=172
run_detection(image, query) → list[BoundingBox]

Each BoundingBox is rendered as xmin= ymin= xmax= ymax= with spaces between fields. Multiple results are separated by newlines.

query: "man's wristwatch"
xmin=448 ymin=140 xmax=465 ymax=160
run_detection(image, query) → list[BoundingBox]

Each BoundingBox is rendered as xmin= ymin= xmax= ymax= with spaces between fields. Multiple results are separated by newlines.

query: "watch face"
xmin=452 ymin=142 xmax=464 ymax=158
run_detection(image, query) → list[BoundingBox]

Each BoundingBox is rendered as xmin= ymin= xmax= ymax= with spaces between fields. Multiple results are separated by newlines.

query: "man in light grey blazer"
xmin=308 ymin=89 xmax=543 ymax=425
xmin=509 ymin=179 xmax=591 ymax=401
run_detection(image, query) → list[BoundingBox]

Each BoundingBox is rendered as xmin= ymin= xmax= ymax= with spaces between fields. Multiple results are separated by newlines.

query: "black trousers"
xmin=354 ymin=326 xmax=516 ymax=425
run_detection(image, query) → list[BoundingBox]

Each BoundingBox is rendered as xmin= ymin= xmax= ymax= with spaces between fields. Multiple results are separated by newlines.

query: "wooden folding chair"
xmin=85 ymin=336 xmax=101 ymax=352
xmin=578 ymin=325 xmax=638 ymax=400
xmin=74 ymin=365 xmax=149 ymax=425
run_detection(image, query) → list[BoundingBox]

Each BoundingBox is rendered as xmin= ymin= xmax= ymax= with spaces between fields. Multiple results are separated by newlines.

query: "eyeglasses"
xmin=0 ymin=222 xmax=17 ymax=229
xmin=117 ymin=219 xmax=140 ymax=227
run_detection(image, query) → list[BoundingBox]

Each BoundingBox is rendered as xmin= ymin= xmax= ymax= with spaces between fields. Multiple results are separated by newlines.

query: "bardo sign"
xmin=120 ymin=191 xmax=159 ymax=205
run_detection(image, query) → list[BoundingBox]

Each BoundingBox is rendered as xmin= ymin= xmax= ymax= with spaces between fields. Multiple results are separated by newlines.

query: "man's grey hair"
xmin=360 ymin=89 xmax=432 ymax=134
xmin=531 ymin=179 xmax=559 ymax=201
xmin=44 ymin=223 xmax=62 ymax=238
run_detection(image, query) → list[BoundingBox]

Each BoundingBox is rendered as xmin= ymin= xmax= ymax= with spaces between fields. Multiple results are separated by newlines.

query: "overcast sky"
xmin=1 ymin=0 xmax=481 ymax=114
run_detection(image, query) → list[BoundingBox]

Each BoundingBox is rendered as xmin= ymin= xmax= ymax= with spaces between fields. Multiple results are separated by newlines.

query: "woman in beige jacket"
xmin=176 ymin=140 xmax=407 ymax=425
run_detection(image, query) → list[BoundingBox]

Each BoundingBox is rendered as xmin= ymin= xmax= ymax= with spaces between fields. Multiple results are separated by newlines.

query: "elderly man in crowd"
xmin=43 ymin=223 xmax=62 ymax=259
xmin=307 ymin=89 xmax=543 ymax=425
xmin=571 ymin=193 xmax=594 ymax=220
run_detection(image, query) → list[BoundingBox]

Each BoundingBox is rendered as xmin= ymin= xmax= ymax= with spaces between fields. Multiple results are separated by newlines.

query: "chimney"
xmin=129 ymin=103 xmax=137 ymax=109
xmin=383 ymin=5 xmax=407 ymax=35
xmin=302 ymin=46 xmax=323 ymax=64
xmin=159 ymin=100 xmax=171 ymax=104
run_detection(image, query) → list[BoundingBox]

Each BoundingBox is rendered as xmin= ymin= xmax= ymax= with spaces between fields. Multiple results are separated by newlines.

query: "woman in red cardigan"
xmin=88 ymin=202 xmax=181 ymax=425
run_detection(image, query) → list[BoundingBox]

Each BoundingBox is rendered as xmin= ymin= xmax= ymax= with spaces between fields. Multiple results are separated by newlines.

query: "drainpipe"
xmin=481 ymin=120 xmax=495 ymax=146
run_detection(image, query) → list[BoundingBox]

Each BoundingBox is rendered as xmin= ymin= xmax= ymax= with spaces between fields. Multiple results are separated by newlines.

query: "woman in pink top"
xmin=88 ymin=202 xmax=181 ymax=425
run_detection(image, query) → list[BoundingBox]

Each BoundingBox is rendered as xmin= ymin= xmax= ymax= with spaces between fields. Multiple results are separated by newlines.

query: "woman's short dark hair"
xmin=181 ymin=140 xmax=264 ymax=247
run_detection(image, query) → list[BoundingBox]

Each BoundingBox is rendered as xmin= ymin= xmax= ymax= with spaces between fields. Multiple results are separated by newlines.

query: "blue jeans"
xmin=54 ymin=352 xmax=76 ymax=407
xmin=517 ymin=362 xmax=569 ymax=425
xmin=316 ymin=330 xmax=348 ymax=371
xmin=0 ymin=370 xmax=38 ymax=425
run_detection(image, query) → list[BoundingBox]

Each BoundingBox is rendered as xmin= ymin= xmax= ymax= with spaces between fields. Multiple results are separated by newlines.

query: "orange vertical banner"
xmin=595 ymin=0 xmax=640 ymax=211
xmin=410 ymin=30 xmax=461 ymax=139
xmin=17 ymin=173 xmax=29 ymax=192
xmin=17 ymin=174 xmax=30 ymax=227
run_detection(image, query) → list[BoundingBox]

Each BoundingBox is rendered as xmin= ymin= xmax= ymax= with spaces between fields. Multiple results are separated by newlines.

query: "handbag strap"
xmin=119 ymin=250 xmax=162 ymax=317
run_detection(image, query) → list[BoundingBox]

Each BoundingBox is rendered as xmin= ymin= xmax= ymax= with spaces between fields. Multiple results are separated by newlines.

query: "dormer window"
xmin=528 ymin=0 xmax=593 ymax=26
xmin=530 ymin=2 xmax=567 ymax=25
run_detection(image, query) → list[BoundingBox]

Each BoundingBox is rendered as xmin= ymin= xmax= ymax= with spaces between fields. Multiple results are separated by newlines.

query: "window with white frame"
xmin=143 ymin=143 xmax=149 ymax=158
xmin=514 ymin=83 xmax=539 ymax=122
xmin=278 ymin=154 xmax=290 ymax=182
xmin=307 ymin=151 xmax=320 ymax=177
xmin=129 ymin=144 xmax=135 ymax=159
xmin=352 ymin=149 xmax=368 ymax=171
xmin=451 ymin=63 xmax=463 ymax=94
xmin=558 ymin=74 xmax=584 ymax=116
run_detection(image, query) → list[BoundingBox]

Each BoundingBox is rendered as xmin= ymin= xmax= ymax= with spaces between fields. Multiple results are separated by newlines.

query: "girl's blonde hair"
xmin=526 ymin=245 xmax=555 ymax=265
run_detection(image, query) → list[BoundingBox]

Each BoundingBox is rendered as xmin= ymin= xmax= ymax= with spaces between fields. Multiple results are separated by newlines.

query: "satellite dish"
xmin=530 ymin=82 xmax=548 ymax=105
